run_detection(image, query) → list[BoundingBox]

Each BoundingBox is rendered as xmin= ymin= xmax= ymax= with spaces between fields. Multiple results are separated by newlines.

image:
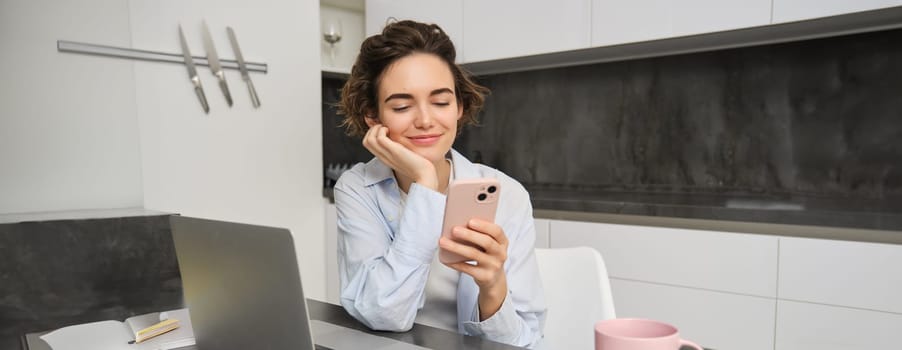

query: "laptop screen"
xmin=170 ymin=216 xmax=316 ymax=350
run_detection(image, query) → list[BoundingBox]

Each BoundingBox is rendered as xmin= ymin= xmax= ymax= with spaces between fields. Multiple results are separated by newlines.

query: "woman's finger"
xmin=440 ymin=237 xmax=490 ymax=264
xmin=445 ymin=260 xmax=490 ymax=281
xmin=468 ymin=219 xmax=508 ymax=247
xmin=451 ymin=226 xmax=501 ymax=256
xmin=362 ymin=124 xmax=381 ymax=153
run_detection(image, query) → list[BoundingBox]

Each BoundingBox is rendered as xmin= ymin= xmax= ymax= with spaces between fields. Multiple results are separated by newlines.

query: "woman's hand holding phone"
xmin=440 ymin=219 xmax=509 ymax=320
xmin=439 ymin=179 xmax=508 ymax=320
xmin=363 ymin=124 xmax=439 ymax=191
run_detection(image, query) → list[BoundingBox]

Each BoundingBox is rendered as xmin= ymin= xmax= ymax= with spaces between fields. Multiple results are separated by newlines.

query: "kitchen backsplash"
xmin=323 ymin=28 xmax=902 ymax=201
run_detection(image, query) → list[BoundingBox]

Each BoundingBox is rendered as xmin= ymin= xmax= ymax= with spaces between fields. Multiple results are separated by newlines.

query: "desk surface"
xmin=23 ymin=299 xmax=525 ymax=350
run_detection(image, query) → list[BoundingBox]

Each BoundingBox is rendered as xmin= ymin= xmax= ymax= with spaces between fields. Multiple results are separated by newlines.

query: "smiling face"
xmin=367 ymin=53 xmax=463 ymax=164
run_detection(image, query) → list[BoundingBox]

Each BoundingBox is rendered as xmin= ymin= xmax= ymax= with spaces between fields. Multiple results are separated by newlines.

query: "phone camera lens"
xmin=487 ymin=186 xmax=497 ymax=194
xmin=477 ymin=193 xmax=487 ymax=201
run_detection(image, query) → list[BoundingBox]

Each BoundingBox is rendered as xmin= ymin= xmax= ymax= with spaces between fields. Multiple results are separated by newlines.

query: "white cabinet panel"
xmin=1 ymin=0 xmax=143 ymax=214
xmin=592 ymin=0 xmax=770 ymax=47
xmin=773 ymin=0 xmax=902 ymax=23
xmin=592 ymin=0 xmax=671 ymax=46
xmin=550 ymin=220 xmax=778 ymax=297
xmin=612 ymin=279 xmax=776 ymax=350
xmin=671 ymin=0 xmax=771 ymax=37
xmin=534 ymin=218 xmax=550 ymax=249
xmin=365 ymin=0 xmax=464 ymax=62
xmin=463 ymin=0 xmax=591 ymax=62
xmin=775 ymin=300 xmax=902 ymax=350
xmin=325 ymin=201 xmax=340 ymax=304
xmin=778 ymin=237 xmax=902 ymax=313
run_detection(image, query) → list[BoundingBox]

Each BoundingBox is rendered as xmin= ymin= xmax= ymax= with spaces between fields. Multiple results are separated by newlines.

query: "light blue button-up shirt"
xmin=334 ymin=149 xmax=546 ymax=348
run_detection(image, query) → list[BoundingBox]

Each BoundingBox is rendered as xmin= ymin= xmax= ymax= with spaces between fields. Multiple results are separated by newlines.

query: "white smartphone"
xmin=439 ymin=178 xmax=501 ymax=264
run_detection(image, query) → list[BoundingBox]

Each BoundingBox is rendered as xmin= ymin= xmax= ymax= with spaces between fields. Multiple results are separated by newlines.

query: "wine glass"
xmin=323 ymin=19 xmax=343 ymax=67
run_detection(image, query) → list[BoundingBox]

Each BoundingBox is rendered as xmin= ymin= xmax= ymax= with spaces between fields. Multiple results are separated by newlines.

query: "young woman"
xmin=334 ymin=20 xmax=546 ymax=348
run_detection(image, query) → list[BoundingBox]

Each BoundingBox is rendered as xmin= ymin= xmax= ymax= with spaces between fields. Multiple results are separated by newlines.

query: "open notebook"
xmin=39 ymin=308 xmax=194 ymax=350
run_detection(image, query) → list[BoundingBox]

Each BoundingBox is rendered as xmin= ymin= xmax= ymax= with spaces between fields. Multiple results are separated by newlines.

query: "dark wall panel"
xmin=456 ymin=29 xmax=902 ymax=200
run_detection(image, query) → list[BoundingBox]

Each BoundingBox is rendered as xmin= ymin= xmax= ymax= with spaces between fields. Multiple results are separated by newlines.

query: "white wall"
xmin=0 ymin=0 xmax=326 ymax=300
xmin=0 ymin=0 xmax=144 ymax=214
xmin=320 ymin=5 xmax=365 ymax=71
xmin=129 ymin=0 xmax=326 ymax=299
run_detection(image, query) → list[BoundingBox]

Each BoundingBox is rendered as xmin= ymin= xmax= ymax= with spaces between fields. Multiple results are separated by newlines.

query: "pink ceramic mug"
xmin=595 ymin=318 xmax=703 ymax=350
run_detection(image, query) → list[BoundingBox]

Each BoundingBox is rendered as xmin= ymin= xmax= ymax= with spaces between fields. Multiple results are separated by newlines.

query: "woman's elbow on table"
xmin=340 ymin=298 xmax=416 ymax=332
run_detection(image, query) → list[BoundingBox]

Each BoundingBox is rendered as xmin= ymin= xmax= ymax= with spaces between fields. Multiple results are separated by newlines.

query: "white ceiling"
xmin=321 ymin=0 xmax=364 ymax=12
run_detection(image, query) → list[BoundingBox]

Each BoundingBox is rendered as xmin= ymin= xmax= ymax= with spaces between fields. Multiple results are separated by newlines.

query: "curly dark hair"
xmin=338 ymin=20 xmax=489 ymax=137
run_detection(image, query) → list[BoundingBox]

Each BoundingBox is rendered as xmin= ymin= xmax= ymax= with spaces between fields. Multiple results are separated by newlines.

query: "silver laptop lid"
xmin=170 ymin=216 xmax=315 ymax=350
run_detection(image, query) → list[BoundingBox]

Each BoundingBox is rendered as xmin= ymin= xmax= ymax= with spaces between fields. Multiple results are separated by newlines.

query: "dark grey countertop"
xmin=22 ymin=299 xmax=526 ymax=350
xmin=526 ymin=186 xmax=902 ymax=230
xmin=324 ymin=187 xmax=902 ymax=244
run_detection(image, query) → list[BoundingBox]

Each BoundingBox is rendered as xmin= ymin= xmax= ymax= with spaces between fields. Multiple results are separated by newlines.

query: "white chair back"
xmin=535 ymin=247 xmax=616 ymax=349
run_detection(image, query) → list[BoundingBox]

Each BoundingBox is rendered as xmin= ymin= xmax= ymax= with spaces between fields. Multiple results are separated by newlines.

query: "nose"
xmin=413 ymin=104 xmax=434 ymax=129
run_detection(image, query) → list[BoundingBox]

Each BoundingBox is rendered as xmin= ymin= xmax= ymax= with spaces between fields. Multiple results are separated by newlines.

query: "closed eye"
xmin=392 ymin=106 xmax=410 ymax=112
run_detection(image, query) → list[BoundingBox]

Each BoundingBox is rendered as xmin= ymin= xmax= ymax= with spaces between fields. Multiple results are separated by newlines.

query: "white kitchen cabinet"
xmin=670 ymin=0 xmax=771 ymax=37
xmin=775 ymin=300 xmax=902 ymax=350
xmin=365 ymin=0 xmax=465 ymax=62
xmin=592 ymin=0 xmax=671 ymax=46
xmin=544 ymin=216 xmax=902 ymax=350
xmin=592 ymin=0 xmax=771 ymax=47
xmin=550 ymin=220 xmax=779 ymax=297
xmin=325 ymin=200 xmax=340 ymax=304
xmin=773 ymin=0 xmax=902 ymax=23
xmin=534 ymin=218 xmax=550 ymax=249
xmin=462 ymin=0 xmax=591 ymax=63
xmin=612 ymin=279 xmax=776 ymax=350
xmin=778 ymin=237 xmax=902 ymax=314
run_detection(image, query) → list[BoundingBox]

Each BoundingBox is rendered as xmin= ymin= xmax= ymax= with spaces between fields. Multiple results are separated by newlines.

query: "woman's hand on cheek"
xmin=362 ymin=124 xmax=439 ymax=191
xmin=439 ymin=219 xmax=509 ymax=320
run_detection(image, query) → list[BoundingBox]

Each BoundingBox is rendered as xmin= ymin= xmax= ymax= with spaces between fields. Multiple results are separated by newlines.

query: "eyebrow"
xmin=383 ymin=88 xmax=454 ymax=103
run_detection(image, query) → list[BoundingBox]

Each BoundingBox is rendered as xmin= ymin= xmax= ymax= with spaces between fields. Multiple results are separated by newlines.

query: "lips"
xmin=408 ymin=133 xmax=442 ymax=146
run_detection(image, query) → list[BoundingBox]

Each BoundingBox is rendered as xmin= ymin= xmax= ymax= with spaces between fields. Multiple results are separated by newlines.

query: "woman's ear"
xmin=365 ymin=114 xmax=379 ymax=128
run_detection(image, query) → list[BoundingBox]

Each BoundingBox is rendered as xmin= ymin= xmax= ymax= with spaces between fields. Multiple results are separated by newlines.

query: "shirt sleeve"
xmin=461 ymin=180 xmax=547 ymax=348
xmin=335 ymin=176 xmax=446 ymax=332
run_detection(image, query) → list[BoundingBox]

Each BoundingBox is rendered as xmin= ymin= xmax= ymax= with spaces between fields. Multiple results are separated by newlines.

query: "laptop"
xmin=170 ymin=216 xmax=426 ymax=350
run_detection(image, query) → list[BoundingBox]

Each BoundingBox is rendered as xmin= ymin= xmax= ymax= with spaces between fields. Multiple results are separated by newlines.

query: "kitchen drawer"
xmin=778 ymin=236 xmax=902 ymax=313
xmin=612 ymin=278 xmax=776 ymax=350
xmin=550 ymin=220 xmax=778 ymax=297
xmin=775 ymin=300 xmax=902 ymax=350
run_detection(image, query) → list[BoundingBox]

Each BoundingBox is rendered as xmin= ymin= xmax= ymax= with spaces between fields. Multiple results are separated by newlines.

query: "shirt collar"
xmin=362 ymin=149 xmax=480 ymax=187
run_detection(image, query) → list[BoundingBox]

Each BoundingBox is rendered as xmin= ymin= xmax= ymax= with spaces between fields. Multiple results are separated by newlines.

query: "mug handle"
xmin=680 ymin=339 xmax=704 ymax=350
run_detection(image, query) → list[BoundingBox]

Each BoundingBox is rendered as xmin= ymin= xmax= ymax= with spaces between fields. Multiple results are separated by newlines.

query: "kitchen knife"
xmin=178 ymin=25 xmax=209 ymax=114
xmin=202 ymin=21 xmax=233 ymax=107
xmin=226 ymin=26 xmax=261 ymax=108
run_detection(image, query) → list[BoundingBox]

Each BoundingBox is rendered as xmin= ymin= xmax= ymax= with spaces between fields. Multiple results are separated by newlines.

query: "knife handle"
xmin=246 ymin=79 xmax=261 ymax=108
xmin=195 ymin=86 xmax=210 ymax=114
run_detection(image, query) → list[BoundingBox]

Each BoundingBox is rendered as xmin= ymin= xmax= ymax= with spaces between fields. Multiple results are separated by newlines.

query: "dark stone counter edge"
xmin=323 ymin=188 xmax=902 ymax=245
